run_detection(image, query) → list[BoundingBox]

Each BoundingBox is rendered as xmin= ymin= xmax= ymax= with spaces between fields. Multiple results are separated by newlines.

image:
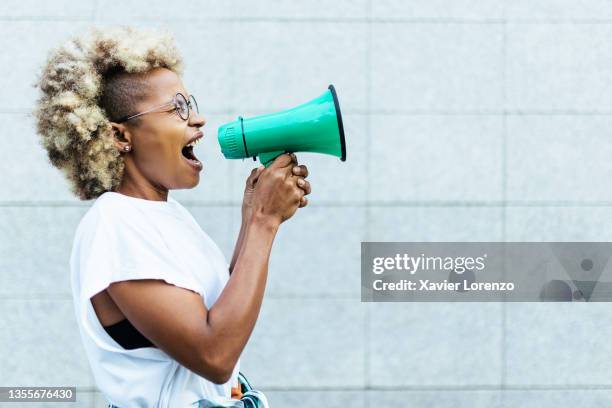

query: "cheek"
xmin=138 ymin=123 xmax=185 ymax=162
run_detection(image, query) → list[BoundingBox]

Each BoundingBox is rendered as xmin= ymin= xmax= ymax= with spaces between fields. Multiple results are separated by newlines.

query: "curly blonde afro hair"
xmin=34 ymin=26 xmax=184 ymax=200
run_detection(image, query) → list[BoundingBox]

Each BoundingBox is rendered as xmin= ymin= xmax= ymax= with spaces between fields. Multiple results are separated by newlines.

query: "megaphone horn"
xmin=218 ymin=85 xmax=347 ymax=167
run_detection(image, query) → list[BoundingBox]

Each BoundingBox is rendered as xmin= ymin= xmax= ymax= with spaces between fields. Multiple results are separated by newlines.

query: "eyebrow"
xmin=159 ymin=92 xmax=189 ymax=102
xmin=161 ymin=92 xmax=190 ymax=107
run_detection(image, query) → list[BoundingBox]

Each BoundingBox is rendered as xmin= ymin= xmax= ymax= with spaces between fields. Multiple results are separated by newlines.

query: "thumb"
xmin=253 ymin=165 xmax=265 ymax=181
xmin=246 ymin=165 xmax=265 ymax=188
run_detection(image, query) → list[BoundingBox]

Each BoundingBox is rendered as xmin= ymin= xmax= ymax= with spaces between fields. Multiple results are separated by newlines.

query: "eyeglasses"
xmin=114 ymin=93 xmax=199 ymax=123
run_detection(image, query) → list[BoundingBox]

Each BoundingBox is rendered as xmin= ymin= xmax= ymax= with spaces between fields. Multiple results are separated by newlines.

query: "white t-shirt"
xmin=69 ymin=191 xmax=240 ymax=407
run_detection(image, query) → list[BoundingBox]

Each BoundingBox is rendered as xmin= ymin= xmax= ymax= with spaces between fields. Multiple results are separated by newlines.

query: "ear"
xmin=110 ymin=122 xmax=132 ymax=152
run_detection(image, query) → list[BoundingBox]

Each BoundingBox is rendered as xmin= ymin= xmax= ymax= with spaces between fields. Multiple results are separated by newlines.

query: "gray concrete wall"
xmin=2 ymin=0 xmax=612 ymax=406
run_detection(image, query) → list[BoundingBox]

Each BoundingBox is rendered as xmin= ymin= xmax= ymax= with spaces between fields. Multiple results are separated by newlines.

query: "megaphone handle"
xmin=259 ymin=150 xmax=287 ymax=168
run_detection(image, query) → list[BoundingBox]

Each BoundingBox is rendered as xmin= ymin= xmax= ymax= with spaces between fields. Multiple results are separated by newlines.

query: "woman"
xmin=34 ymin=27 xmax=311 ymax=407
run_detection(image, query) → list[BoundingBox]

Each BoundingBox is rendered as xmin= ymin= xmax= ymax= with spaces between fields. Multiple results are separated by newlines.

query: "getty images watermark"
xmin=361 ymin=242 xmax=612 ymax=302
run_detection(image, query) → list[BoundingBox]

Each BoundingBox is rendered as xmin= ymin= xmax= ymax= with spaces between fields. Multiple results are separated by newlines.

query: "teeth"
xmin=186 ymin=137 xmax=201 ymax=148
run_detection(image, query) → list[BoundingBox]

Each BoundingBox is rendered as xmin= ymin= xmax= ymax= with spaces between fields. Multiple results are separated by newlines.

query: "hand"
xmin=241 ymin=154 xmax=311 ymax=223
xmin=250 ymin=153 xmax=312 ymax=226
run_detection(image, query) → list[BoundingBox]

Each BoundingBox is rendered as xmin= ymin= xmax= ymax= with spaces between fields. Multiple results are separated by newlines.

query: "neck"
xmin=116 ymin=161 xmax=168 ymax=202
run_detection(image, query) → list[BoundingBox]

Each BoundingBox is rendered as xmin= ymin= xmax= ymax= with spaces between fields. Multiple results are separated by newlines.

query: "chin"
xmin=170 ymin=175 xmax=200 ymax=191
xmin=186 ymin=173 xmax=201 ymax=189
xmin=178 ymin=179 xmax=199 ymax=190
xmin=172 ymin=159 xmax=203 ymax=189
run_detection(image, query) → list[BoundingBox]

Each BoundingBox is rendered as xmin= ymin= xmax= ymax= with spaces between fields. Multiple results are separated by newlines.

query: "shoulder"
xmin=92 ymin=191 xmax=136 ymax=216
xmin=74 ymin=192 xmax=144 ymax=243
xmin=90 ymin=191 xmax=153 ymax=225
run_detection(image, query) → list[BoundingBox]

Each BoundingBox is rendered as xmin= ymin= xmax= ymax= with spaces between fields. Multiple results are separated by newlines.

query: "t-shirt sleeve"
xmin=79 ymin=207 xmax=202 ymax=300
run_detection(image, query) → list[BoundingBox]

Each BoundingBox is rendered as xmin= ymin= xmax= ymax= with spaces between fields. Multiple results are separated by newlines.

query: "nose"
xmin=189 ymin=111 xmax=206 ymax=128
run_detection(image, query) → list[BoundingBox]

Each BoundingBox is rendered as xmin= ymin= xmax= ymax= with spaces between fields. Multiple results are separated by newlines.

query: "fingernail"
xmin=297 ymin=178 xmax=305 ymax=186
xmin=293 ymin=166 xmax=299 ymax=173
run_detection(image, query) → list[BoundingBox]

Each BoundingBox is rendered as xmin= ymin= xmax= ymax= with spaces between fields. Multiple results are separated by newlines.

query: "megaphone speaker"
xmin=218 ymin=85 xmax=346 ymax=167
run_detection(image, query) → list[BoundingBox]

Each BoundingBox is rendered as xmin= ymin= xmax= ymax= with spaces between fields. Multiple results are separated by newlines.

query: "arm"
xmin=229 ymin=217 xmax=247 ymax=276
xmin=229 ymin=166 xmax=264 ymax=276
xmin=230 ymin=159 xmax=310 ymax=275
xmin=208 ymin=156 xmax=312 ymax=376
xmin=204 ymin=213 xmax=279 ymax=378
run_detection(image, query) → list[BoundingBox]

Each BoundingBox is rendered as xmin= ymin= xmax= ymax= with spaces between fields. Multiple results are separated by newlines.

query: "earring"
xmin=123 ymin=145 xmax=131 ymax=152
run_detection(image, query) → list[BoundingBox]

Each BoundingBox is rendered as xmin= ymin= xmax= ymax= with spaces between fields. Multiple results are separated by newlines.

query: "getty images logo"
xmin=371 ymin=253 xmax=488 ymax=275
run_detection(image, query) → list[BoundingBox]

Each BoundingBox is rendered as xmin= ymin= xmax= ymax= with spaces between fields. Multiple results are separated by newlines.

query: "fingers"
xmin=296 ymin=177 xmax=311 ymax=195
xmin=266 ymin=152 xmax=310 ymax=210
xmin=292 ymin=160 xmax=310 ymax=208
xmin=294 ymin=175 xmax=310 ymax=209
xmin=292 ymin=164 xmax=308 ymax=178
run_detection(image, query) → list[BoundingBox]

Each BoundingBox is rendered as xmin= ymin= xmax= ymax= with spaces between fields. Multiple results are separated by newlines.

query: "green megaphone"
xmin=217 ymin=85 xmax=346 ymax=167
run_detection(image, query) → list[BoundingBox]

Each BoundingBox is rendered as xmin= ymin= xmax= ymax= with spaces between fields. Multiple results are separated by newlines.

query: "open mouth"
xmin=181 ymin=133 xmax=203 ymax=169
xmin=181 ymin=144 xmax=198 ymax=161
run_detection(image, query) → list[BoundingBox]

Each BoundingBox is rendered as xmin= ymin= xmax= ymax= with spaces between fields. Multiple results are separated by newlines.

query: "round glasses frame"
xmin=114 ymin=93 xmax=199 ymax=123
